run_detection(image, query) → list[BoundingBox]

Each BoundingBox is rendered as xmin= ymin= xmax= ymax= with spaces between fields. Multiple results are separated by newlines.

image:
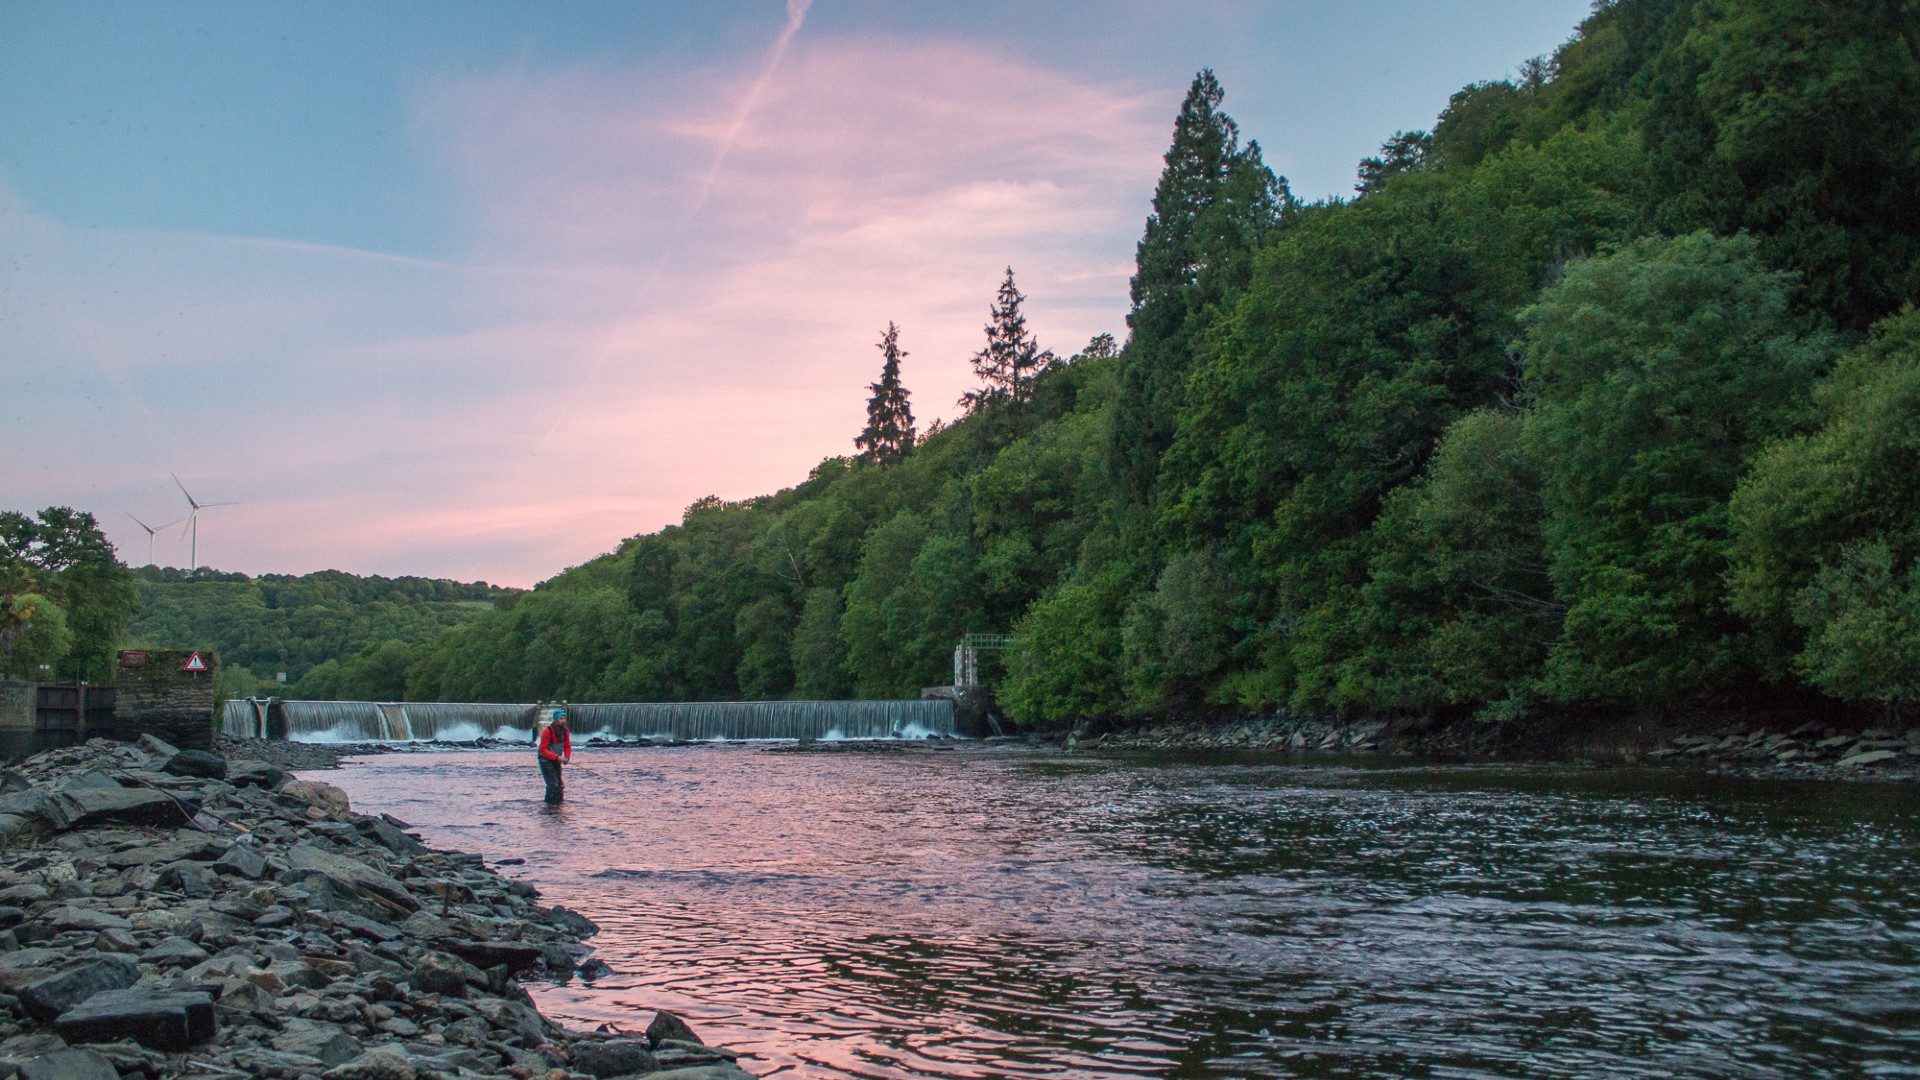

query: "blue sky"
xmin=1 ymin=0 xmax=1592 ymax=584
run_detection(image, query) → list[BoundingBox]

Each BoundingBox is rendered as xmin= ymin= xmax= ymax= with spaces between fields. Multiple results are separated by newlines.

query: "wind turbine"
xmin=123 ymin=512 xmax=183 ymax=567
xmin=171 ymin=474 xmax=238 ymax=574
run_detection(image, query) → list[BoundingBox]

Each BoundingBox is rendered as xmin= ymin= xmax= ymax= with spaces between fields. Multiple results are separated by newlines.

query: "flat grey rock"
xmin=45 ymin=906 xmax=131 ymax=933
xmin=139 ymin=936 xmax=210 ymax=966
xmin=225 ymin=759 xmax=288 ymax=789
xmin=36 ymin=787 xmax=190 ymax=832
xmin=53 ymin=987 xmax=217 ymax=1051
xmin=102 ymin=835 xmax=227 ymax=868
xmin=643 ymin=1066 xmax=756 ymax=1080
xmin=273 ymin=1020 xmax=364 ymax=1067
xmin=162 ymin=749 xmax=228 ymax=780
xmin=571 ymin=1037 xmax=657 ymax=1077
xmin=321 ymin=1047 xmax=417 ymax=1080
xmin=213 ymin=843 xmax=269 ymax=879
xmin=17 ymin=955 xmax=140 ymax=1023
xmin=284 ymin=842 xmax=419 ymax=914
xmin=12 ymin=1047 xmax=120 ymax=1080
xmin=442 ymin=938 xmax=543 ymax=973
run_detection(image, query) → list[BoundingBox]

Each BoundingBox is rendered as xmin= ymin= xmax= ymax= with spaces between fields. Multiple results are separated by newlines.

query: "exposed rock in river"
xmin=0 ymin=738 xmax=753 ymax=1079
xmin=1080 ymin=713 xmax=1919 ymax=780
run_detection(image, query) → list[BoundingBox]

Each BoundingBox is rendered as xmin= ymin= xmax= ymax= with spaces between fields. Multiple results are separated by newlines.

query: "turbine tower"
xmin=123 ymin=512 xmax=183 ymax=567
xmin=171 ymin=474 xmax=238 ymax=574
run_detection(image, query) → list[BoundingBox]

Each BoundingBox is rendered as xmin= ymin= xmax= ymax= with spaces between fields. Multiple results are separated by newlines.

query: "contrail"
xmin=693 ymin=0 xmax=813 ymax=211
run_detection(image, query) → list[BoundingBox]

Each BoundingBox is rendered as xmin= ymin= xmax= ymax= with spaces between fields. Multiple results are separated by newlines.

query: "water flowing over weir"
xmin=222 ymin=698 xmax=957 ymax=743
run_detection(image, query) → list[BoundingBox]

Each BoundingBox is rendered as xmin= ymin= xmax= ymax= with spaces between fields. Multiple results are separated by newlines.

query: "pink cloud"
xmin=3 ymin=32 xmax=1172 ymax=585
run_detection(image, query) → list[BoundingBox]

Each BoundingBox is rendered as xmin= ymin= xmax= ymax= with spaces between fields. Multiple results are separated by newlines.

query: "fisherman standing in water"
xmin=538 ymin=708 xmax=572 ymax=804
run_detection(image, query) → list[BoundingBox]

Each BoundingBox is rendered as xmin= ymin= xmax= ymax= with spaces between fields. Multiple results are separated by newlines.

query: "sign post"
xmin=182 ymin=652 xmax=208 ymax=675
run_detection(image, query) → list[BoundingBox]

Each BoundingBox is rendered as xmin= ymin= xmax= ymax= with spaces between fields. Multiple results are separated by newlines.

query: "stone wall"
xmin=0 ymin=679 xmax=36 ymax=759
xmin=0 ymin=680 xmax=32 ymax=730
xmin=109 ymin=649 xmax=217 ymax=751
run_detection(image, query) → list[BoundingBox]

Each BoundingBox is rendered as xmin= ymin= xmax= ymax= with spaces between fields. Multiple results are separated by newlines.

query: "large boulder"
xmin=35 ymin=787 xmax=191 ymax=831
xmin=17 ymin=956 xmax=140 ymax=1023
xmin=441 ymin=938 xmax=544 ymax=974
xmin=212 ymin=844 xmax=269 ymax=880
xmin=53 ymin=987 xmax=216 ymax=1051
xmin=162 ymin=749 xmax=229 ymax=780
xmin=322 ymin=1047 xmax=417 ymax=1080
xmin=571 ymin=1038 xmax=658 ymax=1078
xmin=354 ymin=816 xmax=423 ymax=857
xmin=226 ymin=760 xmax=288 ymax=789
xmin=273 ymin=1020 xmax=365 ymax=1067
xmin=647 ymin=1010 xmax=706 ymax=1049
xmin=0 ymin=789 xmax=50 ymax=817
xmin=409 ymin=951 xmax=481 ymax=997
xmin=282 ymin=780 xmax=351 ymax=815
xmin=470 ymin=996 xmax=548 ymax=1042
xmin=548 ymin=904 xmax=599 ymax=937
xmin=0 ymin=812 xmax=39 ymax=843
xmin=283 ymin=842 xmax=419 ymax=916
xmin=137 ymin=734 xmax=181 ymax=758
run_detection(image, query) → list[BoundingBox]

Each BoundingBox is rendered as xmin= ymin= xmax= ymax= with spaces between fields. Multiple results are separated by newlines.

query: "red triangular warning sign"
xmin=182 ymin=652 xmax=208 ymax=672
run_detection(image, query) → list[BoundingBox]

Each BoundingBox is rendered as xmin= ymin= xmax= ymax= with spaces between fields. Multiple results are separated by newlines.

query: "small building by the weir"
xmin=0 ymin=647 xmax=218 ymax=760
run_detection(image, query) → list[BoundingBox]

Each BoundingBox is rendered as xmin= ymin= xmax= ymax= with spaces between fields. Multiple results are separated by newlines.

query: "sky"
xmin=1 ymin=0 xmax=1593 ymax=587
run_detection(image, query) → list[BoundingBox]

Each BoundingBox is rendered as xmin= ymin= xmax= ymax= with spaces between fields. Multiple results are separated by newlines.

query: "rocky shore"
xmin=1073 ymin=713 xmax=1920 ymax=780
xmin=0 ymin=737 xmax=751 ymax=1079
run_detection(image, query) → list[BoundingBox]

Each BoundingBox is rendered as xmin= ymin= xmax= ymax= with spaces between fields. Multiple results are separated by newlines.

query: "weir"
xmin=221 ymin=698 xmax=957 ymax=743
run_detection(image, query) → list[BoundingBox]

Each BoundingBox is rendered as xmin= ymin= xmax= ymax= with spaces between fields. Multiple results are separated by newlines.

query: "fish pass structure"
xmin=223 ymin=698 xmax=956 ymax=743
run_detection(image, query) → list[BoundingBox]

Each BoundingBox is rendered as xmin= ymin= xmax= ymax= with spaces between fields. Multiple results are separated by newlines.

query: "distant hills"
xmin=125 ymin=566 xmax=520 ymax=700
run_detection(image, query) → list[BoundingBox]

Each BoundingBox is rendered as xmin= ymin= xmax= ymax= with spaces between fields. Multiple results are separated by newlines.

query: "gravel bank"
xmin=0 ymin=737 xmax=750 ymax=1079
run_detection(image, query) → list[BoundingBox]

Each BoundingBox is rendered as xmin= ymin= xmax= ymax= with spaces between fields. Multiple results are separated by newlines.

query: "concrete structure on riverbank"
xmin=1 ymin=650 xmax=220 ymax=760
xmin=224 ymin=697 xmax=958 ymax=743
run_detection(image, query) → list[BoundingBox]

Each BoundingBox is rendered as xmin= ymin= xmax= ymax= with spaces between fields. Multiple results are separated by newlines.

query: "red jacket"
xmin=538 ymin=724 xmax=570 ymax=762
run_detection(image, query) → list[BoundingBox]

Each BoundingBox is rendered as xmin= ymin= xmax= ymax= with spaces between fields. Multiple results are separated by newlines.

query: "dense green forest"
xmin=267 ymin=0 xmax=1920 ymax=725
xmin=1 ymin=508 xmax=136 ymax=682
xmin=124 ymin=567 xmax=517 ymax=701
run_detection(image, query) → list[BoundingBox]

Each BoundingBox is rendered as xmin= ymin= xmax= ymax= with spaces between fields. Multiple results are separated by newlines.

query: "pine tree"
xmin=854 ymin=322 xmax=917 ymax=465
xmin=960 ymin=268 xmax=1055 ymax=431
xmin=1108 ymin=70 xmax=1290 ymax=507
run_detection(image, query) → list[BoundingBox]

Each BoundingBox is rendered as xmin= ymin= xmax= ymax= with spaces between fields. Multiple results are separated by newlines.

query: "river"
xmin=319 ymin=745 xmax=1920 ymax=1078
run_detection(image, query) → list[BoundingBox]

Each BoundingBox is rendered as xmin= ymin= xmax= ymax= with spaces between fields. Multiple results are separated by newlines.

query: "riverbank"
xmin=1070 ymin=712 xmax=1920 ymax=780
xmin=0 ymin=737 xmax=751 ymax=1079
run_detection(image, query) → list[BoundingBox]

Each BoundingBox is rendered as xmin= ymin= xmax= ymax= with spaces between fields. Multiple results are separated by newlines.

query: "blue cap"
xmin=553 ymin=708 xmax=567 ymax=719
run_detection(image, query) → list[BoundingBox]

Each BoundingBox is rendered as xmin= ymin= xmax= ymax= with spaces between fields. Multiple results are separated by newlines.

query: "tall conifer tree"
xmin=960 ymin=269 xmax=1055 ymax=431
xmin=1108 ymin=70 xmax=1291 ymax=508
xmin=855 ymin=322 xmax=917 ymax=465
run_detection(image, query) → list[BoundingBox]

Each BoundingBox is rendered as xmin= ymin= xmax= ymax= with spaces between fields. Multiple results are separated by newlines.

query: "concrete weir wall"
xmin=223 ymin=697 xmax=960 ymax=742
xmin=108 ymin=649 xmax=217 ymax=751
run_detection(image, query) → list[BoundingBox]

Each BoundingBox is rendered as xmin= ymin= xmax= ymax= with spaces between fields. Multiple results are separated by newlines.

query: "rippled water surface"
xmin=321 ymin=746 xmax=1920 ymax=1078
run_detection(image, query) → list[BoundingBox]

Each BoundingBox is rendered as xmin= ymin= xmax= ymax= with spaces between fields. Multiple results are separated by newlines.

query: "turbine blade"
xmin=124 ymin=511 xmax=153 ymax=533
xmin=202 ymin=501 xmax=240 ymax=508
xmin=171 ymin=472 xmax=199 ymax=509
